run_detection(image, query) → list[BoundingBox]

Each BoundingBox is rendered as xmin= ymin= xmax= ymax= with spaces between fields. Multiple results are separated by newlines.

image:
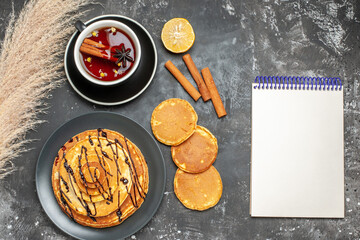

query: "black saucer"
xmin=36 ymin=112 xmax=166 ymax=240
xmin=64 ymin=15 xmax=158 ymax=105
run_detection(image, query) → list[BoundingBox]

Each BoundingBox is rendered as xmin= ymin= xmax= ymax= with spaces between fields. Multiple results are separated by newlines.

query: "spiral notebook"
xmin=250 ymin=76 xmax=344 ymax=218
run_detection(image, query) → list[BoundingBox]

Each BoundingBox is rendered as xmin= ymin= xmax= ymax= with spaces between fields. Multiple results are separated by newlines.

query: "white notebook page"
xmin=251 ymin=83 xmax=344 ymax=218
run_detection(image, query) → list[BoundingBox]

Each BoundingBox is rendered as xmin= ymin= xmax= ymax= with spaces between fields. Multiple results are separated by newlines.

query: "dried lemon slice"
xmin=161 ymin=18 xmax=195 ymax=53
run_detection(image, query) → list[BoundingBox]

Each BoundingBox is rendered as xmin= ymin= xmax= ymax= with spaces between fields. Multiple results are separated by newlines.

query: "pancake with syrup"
xmin=171 ymin=125 xmax=217 ymax=173
xmin=151 ymin=98 xmax=198 ymax=146
xmin=174 ymin=166 xmax=222 ymax=211
xmin=51 ymin=129 xmax=149 ymax=228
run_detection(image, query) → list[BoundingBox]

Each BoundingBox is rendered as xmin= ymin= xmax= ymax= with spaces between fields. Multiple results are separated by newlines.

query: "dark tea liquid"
xmin=80 ymin=27 xmax=136 ymax=81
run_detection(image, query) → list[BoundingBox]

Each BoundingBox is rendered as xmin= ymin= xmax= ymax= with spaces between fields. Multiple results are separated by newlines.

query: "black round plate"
xmin=36 ymin=112 xmax=166 ymax=240
xmin=64 ymin=15 xmax=158 ymax=105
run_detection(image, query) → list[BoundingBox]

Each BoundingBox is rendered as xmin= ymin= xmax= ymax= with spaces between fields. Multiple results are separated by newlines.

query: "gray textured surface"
xmin=0 ymin=0 xmax=359 ymax=239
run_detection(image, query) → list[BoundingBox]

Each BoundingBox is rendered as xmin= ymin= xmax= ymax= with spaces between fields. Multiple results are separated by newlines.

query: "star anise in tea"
xmin=113 ymin=44 xmax=134 ymax=68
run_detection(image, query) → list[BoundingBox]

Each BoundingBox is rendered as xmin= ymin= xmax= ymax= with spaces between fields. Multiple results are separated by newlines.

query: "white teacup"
xmin=74 ymin=20 xmax=141 ymax=86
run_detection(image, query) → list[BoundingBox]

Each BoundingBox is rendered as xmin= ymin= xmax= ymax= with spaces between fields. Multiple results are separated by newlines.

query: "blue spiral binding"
xmin=254 ymin=76 xmax=342 ymax=91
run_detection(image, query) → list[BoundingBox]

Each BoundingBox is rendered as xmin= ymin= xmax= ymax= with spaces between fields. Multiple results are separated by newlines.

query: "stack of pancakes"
xmin=151 ymin=98 xmax=222 ymax=211
xmin=51 ymin=129 xmax=148 ymax=228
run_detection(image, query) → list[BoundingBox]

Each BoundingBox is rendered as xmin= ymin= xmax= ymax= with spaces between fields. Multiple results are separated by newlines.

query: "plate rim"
xmin=64 ymin=15 xmax=158 ymax=106
xmin=35 ymin=111 xmax=166 ymax=240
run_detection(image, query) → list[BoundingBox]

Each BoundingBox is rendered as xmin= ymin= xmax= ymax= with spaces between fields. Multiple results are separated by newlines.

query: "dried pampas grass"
xmin=0 ymin=0 xmax=89 ymax=178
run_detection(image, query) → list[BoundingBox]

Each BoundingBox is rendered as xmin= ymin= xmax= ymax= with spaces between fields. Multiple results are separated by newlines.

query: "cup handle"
xmin=75 ymin=20 xmax=87 ymax=32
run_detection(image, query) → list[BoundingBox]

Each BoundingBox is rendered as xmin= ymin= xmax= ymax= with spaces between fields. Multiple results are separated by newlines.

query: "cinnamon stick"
xmin=80 ymin=44 xmax=118 ymax=62
xmin=82 ymin=39 xmax=120 ymax=54
xmin=201 ymin=67 xmax=227 ymax=118
xmin=82 ymin=40 xmax=118 ymax=54
xmin=165 ymin=60 xmax=201 ymax=101
xmin=83 ymin=38 xmax=107 ymax=49
xmin=183 ymin=54 xmax=211 ymax=102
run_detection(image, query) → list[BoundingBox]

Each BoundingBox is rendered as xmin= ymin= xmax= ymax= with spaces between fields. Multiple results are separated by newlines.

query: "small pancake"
xmin=174 ymin=166 xmax=222 ymax=211
xmin=171 ymin=125 xmax=217 ymax=173
xmin=151 ymin=98 xmax=198 ymax=146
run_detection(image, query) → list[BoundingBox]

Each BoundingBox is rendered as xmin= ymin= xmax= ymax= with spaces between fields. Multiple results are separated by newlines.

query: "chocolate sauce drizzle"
xmin=124 ymin=138 xmax=146 ymax=199
xmin=81 ymin=146 xmax=110 ymax=201
xmin=60 ymin=189 xmax=74 ymax=221
xmin=114 ymin=136 xmax=146 ymax=208
xmin=58 ymin=129 xmax=146 ymax=223
xmin=120 ymin=177 xmax=128 ymax=184
xmin=97 ymin=128 xmax=103 ymax=148
xmin=99 ymin=129 xmax=146 ymax=215
xmin=94 ymin=149 xmax=113 ymax=177
xmin=77 ymin=153 xmax=93 ymax=200
xmin=93 ymin=148 xmax=113 ymax=201
xmin=60 ymin=176 xmax=69 ymax=193
xmin=88 ymin=135 xmax=94 ymax=145
xmin=101 ymin=150 xmax=111 ymax=159
xmin=63 ymin=155 xmax=97 ymax=221
xmin=116 ymin=190 xmax=122 ymax=222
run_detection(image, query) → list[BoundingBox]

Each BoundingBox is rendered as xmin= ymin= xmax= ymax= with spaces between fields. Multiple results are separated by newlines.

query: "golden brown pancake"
xmin=51 ymin=129 xmax=149 ymax=228
xmin=171 ymin=125 xmax=217 ymax=173
xmin=151 ymin=98 xmax=198 ymax=146
xmin=174 ymin=166 xmax=222 ymax=211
